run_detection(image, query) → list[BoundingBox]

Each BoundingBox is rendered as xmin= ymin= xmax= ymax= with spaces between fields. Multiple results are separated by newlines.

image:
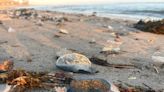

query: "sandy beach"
xmin=0 ymin=8 xmax=164 ymax=91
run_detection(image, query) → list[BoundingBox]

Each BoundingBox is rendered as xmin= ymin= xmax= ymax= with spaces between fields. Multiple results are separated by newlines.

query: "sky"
xmin=29 ymin=0 xmax=164 ymax=5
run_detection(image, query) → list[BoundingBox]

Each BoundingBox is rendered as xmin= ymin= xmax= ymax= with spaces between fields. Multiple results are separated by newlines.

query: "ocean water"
xmin=22 ymin=3 xmax=164 ymax=20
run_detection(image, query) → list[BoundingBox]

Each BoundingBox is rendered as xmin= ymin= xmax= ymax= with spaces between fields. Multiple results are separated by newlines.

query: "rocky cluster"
xmin=134 ymin=19 xmax=164 ymax=34
xmin=7 ymin=8 xmax=69 ymax=25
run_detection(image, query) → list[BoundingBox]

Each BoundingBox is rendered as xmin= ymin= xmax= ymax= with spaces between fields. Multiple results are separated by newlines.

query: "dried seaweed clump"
xmin=5 ymin=70 xmax=73 ymax=92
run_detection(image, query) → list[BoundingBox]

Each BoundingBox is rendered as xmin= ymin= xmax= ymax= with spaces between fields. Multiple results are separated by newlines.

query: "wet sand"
xmin=0 ymin=10 xmax=164 ymax=91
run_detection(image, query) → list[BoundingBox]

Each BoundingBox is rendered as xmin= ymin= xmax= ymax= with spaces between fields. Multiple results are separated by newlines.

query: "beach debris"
xmin=26 ymin=56 xmax=32 ymax=62
xmin=89 ymin=38 xmax=96 ymax=44
xmin=128 ymin=76 xmax=137 ymax=80
xmin=35 ymin=20 xmax=44 ymax=26
xmin=91 ymin=12 xmax=97 ymax=16
xmin=69 ymin=79 xmax=120 ymax=92
xmin=0 ymin=41 xmax=8 ymax=44
xmin=0 ymin=73 xmax=8 ymax=83
xmin=108 ymin=25 xmax=113 ymax=31
xmin=101 ymin=40 xmax=122 ymax=54
xmin=110 ymin=32 xmax=116 ymax=37
xmin=102 ymin=47 xmax=121 ymax=55
xmin=90 ymin=55 xmax=108 ymax=66
xmin=116 ymin=31 xmax=130 ymax=36
xmin=116 ymin=82 xmax=161 ymax=92
xmin=54 ymin=87 xmax=67 ymax=92
xmin=56 ymin=53 xmax=96 ymax=73
xmin=44 ymin=72 xmax=73 ymax=87
xmin=0 ymin=60 xmax=14 ymax=83
xmin=102 ymin=47 xmax=120 ymax=54
xmin=148 ymin=39 xmax=154 ymax=43
xmin=10 ymin=76 xmax=41 ymax=87
xmin=0 ymin=20 xmax=3 ymax=24
xmin=59 ymin=29 xmax=69 ymax=34
xmin=5 ymin=70 xmax=73 ymax=92
xmin=61 ymin=16 xmax=69 ymax=22
xmin=6 ymin=71 xmax=42 ymax=92
xmin=54 ymin=32 xmax=62 ymax=38
xmin=8 ymin=27 xmax=16 ymax=33
xmin=90 ymin=55 xmax=135 ymax=69
xmin=152 ymin=51 xmax=164 ymax=66
xmin=8 ymin=8 xmax=37 ymax=19
xmin=134 ymin=19 xmax=164 ymax=34
xmin=153 ymin=66 xmax=159 ymax=74
xmin=0 ymin=60 xmax=14 ymax=73
xmin=114 ymin=34 xmax=122 ymax=42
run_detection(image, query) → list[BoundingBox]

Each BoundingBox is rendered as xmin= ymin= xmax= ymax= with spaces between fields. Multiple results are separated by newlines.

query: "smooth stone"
xmin=102 ymin=46 xmax=121 ymax=54
xmin=0 ymin=21 xmax=3 ymax=24
xmin=68 ymin=79 xmax=120 ymax=92
xmin=56 ymin=53 xmax=95 ymax=73
xmin=101 ymin=40 xmax=122 ymax=54
xmin=89 ymin=38 xmax=96 ymax=44
xmin=35 ymin=20 xmax=44 ymax=26
xmin=108 ymin=25 xmax=113 ymax=31
xmin=152 ymin=51 xmax=164 ymax=66
xmin=59 ymin=29 xmax=69 ymax=34
xmin=8 ymin=27 xmax=16 ymax=33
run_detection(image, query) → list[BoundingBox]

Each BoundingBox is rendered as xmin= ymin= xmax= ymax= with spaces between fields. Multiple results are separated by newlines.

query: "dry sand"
xmin=0 ymin=10 xmax=164 ymax=91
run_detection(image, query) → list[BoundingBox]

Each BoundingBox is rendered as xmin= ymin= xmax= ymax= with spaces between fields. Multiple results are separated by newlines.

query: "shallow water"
xmin=19 ymin=2 xmax=164 ymax=20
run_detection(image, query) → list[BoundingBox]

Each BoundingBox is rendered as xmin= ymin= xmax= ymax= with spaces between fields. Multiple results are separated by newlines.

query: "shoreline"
xmin=15 ymin=4 xmax=163 ymax=22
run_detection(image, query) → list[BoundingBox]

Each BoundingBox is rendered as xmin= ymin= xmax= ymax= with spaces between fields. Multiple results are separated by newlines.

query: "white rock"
xmin=152 ymin=52 xmax=164 ymax=63
xmin=102 ymin=46 xmax=113 ymax=52
xmin=59 ymin=29 xmax=69 ymax=34
xmin=102 ymin=46 xmax=120 ymax=53
xmin=36 ymin=20 xmax=43 ymax=26
xmin=152 ymin=56 xmax=164 ymax=63
xmin=8 ymin=27 xmax=16 ymax=33
xmin=89 ymin=38 xmax=96 ymax=44
xmin=102 ymin=40 xmax=122 ymax=53
xmin=110 ymin=32 xmax=116 ymax=37
xmin=111 ymin=83 xmax=120 ymax=92
xmin=108 ymin=25 xmax=113 ymax=30
xmin=56 ymin=53 xmax=94 ymax=73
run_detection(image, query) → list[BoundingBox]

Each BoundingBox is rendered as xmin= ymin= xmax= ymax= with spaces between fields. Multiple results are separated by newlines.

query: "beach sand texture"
xmin=0 ymin=9 xmax=164 ymax=91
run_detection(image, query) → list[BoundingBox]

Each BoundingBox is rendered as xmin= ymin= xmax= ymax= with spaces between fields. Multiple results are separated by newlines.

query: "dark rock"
xmin=68 ymin=79 xmax=120 ymax=92
xmin=90 ymin=55 xmax=109 ymax=66
xmin=54 ymin=33 xmax=61 ymax=38
xmin=91 ymin=12 xmax=97 ymax=16
xmin=90 ymin=55 xmax=136 ymax=69
xmin=0 ymin=41 xmax=8 ymax=44
xmin=0 ymin=20 xmax=3 ymax=24
xmin=117 ymin=83 xmax=156 ymax=92
xmin=8 ymin=8 xmax=37 ymax=19
xmin=134 ymin=19 xmax=164 ymax=34
xmin=116 ymin=31 xmax=129 ymax=36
